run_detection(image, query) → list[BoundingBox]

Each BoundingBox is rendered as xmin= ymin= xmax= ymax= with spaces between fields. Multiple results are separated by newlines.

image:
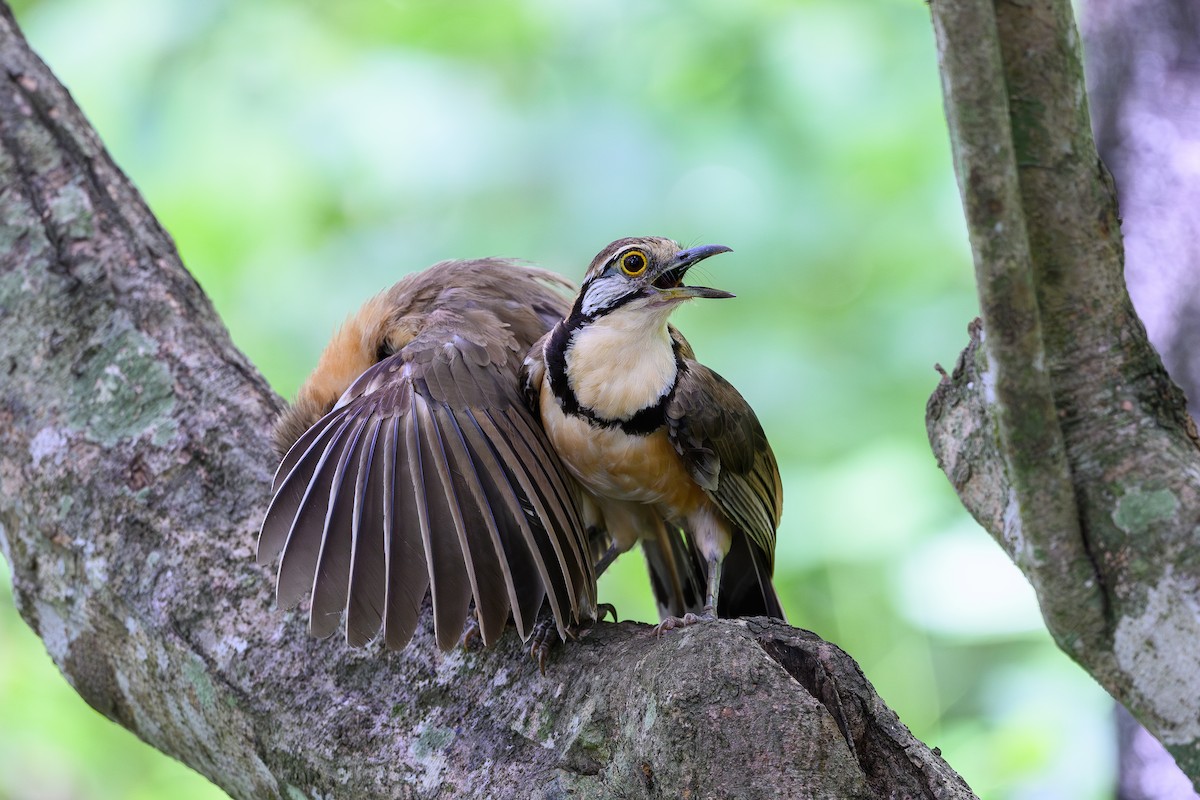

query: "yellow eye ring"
xmin=619 ymin=249 xmax=649 ymax=277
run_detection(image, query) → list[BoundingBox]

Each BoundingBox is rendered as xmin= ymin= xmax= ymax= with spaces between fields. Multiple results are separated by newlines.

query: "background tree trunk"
xmin=1085 ymin=0 xmax=1200 ymax=419
xmin=0 ymin=4 xmax=973 ymax=798
xmin=1083 ymin=2 xmax=1200 ymax=796
xmin=927 ymin=0 xmax=1200 ymax=789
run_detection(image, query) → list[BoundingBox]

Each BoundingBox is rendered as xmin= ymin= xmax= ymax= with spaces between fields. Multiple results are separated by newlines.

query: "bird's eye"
xmin=619 ymin=250 xmax=648 ymax=277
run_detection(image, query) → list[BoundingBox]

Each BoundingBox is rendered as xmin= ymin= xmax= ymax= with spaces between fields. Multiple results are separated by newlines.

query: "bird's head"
xmin=574 ymin=237 xmax=734 ymax=319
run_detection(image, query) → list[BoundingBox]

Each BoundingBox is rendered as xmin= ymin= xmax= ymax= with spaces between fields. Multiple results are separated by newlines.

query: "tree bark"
xmin=927 ymin=0 xmax=1200 ymax=787
xmin=0 ymin=5 xmax=973 ymax=798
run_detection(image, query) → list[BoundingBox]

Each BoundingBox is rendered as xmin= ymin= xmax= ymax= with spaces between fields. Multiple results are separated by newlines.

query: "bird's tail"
xmin=716 ymin=531 xmax=786 ymax=621
xmin=643 ymin=526 xmax=785 ymax=621
xmin=643 ymin=526 xmax=706 ymax=619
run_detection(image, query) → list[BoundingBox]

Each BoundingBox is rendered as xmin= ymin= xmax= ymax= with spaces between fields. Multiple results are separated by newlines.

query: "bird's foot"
xmin=654 ymin=610 xmax=716 ymax=638
xmin=528 ymin=620 xmax=558 ymax=676
xmin=591 ymin=602 xmax=620 ymax=627
xmin=527 ymin=604 xmax=619 ymax=674
xmin=460 ymin=614 xmax=484 ymax=650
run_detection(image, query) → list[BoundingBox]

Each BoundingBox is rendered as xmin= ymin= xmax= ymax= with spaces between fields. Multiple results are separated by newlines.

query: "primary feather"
xmin=260 ymin=259 xmax=596 ymax=650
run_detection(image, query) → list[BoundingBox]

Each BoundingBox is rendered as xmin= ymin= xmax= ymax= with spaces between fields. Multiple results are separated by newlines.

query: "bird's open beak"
xmin=650 ymin=244 xmax=735 ymax=300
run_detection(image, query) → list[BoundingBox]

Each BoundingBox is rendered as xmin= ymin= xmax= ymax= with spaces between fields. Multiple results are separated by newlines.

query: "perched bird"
xmin=259 ymin=237 xmax=783 ymax=653
xmin=524 ymin=237 xmax=783 ymax=628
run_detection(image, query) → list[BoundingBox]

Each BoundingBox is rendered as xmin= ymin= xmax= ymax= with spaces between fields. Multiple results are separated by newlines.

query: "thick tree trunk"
xmin=927 ymin=0 xmax=1200 ymax=787
xmin=0 ymin=5 xmax=973 ymax=798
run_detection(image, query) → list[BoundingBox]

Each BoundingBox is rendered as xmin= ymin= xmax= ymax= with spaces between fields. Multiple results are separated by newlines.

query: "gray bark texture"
xmin=0 ymin=5 xmax=975 ymax=799
xmin=927 ymin=0 xmax=1200 ymax=788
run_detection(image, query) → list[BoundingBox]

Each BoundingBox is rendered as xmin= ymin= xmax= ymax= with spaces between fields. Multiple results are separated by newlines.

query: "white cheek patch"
xmin=581 ymin=277 xmax=633 ymax=317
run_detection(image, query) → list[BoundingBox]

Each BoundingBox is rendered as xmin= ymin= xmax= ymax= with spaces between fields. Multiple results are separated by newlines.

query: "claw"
xmin=527 ymin=605 xmax=621 ymax=674
xmin=460 ymin=614 xmax=483 ymax=649
xmin=528 ymin=619 xmax=559 ymax=676
xmin=654 ymin=610 xmax=715 ymax=638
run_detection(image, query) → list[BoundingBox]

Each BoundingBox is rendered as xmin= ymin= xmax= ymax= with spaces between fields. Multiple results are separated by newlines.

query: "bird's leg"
xmin=593 ymin=541 xmax=620 ymax=577
xmin=702 ymin=554 xmax=722 ymax=618
xmin=654 ymin=554 xmax=722 ymax=637
xmin=460 ymin=612 xmax=483 ymax=649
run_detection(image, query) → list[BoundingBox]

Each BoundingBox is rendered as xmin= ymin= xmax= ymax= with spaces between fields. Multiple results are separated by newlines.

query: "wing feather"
xmin=666 ymin=361 xmax=782 ymax=570
xmin=473 ymin=409 xmax=572 ymax=639
xmin=259 ymin=259 xmax=589 ymax=650
xmin=345 ymin=417 xmax=386 ymax=646
xmin=458 ymin=408 xmax=548 ymax=639
xmin=413 ymin=393 xmax=474 ymax=651
xmin=275 ymin=409 xmax=363 ymax=609
xmin=259 ymin=411 xmax=350 ymax=566
xmin=308 ymin=411 xmax=370 ymax=638
xmin=434 ymin=403 xmax=513 ymax=646
xmin=500 ymin=406 xmax=594 ymax=611
xmin=270 ymin=407 xmax=342 ymax=495
xmin=384 ymin=413 xmax=430 ymax=649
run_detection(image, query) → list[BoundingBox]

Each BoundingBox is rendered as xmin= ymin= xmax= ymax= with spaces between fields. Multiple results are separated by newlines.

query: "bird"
xmin=258 ymin=237 xmax=783 ymax=653
xmin=523 ymin=237 xmax=784 ymax=629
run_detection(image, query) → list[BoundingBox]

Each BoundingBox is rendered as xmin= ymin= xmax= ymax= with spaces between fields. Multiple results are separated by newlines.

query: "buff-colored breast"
xmin=539 ymin=379 xmax=707 ymax=514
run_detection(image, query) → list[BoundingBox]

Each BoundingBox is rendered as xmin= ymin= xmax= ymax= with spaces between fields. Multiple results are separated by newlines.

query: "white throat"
xmin=564 ymin=307 xmax=678 ymax=420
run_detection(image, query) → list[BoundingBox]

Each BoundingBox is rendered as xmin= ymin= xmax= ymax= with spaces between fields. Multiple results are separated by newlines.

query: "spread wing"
xmin=665 ymin=359 xmax=782 ymax=571
xmin=259 ymin=274 xmax=594 ymax=652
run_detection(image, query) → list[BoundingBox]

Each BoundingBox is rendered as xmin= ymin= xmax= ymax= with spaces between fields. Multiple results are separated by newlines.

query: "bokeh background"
xmin=0 ymin=0 xmax=1118 ymax=797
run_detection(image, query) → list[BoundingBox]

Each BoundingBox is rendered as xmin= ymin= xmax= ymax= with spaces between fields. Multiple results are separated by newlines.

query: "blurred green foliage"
xmin=0 ymin=0 xmax=1116 ymax=797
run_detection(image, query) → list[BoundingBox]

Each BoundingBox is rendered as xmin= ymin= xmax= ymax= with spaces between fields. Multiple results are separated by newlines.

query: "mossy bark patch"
xmin=67 ymin=325 xmax=177 ymax=446
xmin=1113 ymin=487 xmax=1179 ymax=536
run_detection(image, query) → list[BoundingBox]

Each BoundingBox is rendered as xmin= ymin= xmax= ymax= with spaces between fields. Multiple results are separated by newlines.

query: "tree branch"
xmin=928 ymin=0 xmax=1200 ymax=785
xmin=930 ymin=0 xmax=1106 ymax=647
xmin=0 ymin=5 xmax=972 ymax=798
